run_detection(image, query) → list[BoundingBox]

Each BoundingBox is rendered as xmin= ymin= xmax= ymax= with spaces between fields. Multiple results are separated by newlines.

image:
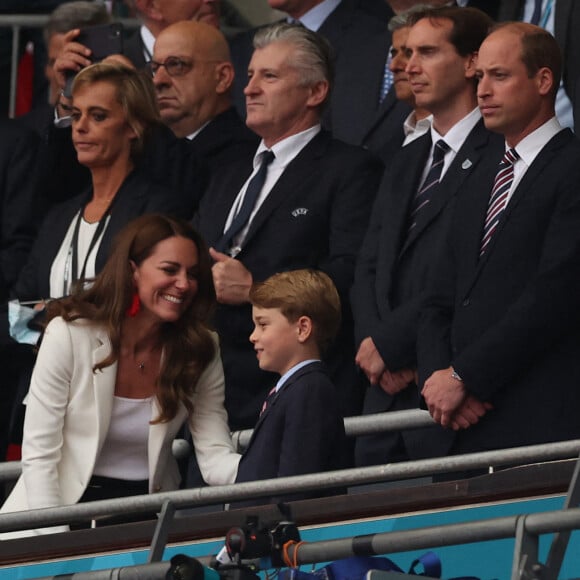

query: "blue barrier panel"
xmin=2 ymin=495 xmax=580 ymax=579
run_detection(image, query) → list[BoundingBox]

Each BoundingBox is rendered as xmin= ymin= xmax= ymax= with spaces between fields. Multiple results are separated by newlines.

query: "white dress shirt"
xmin=223 ymin=125 xmax=321 ymax=253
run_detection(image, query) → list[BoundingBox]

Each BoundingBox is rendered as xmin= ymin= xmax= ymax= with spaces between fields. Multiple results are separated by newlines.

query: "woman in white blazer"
xmin=1 ymin=214 xmax=241 ymax=537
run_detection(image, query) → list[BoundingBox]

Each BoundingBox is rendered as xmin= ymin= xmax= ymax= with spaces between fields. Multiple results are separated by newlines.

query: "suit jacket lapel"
xmin=206 ymin=166 xmax=254 ymax=246
xmin=554 ymin=0 xmax=572 ymax=47
xmin=92 ymin=327 xmax=116 ymax=449
xmin=241 ymin=132 xmax=329 ymax=248
xmin=402 ymin=120 xmax=490 ymax=253
xmin=483 ymin=130 xmax=569 ymax=249
xmin=243 ymin=362 xmax=324 ymax=453
xmin=497 ymin=0 xmax=522 ymax=20
xmin=379 ymin=135 xmax=431 ymax=276
xmin=318 ymin=1 xmax=353 ymax=51
xmin=466 ymin=130 xmax=571 ymax=290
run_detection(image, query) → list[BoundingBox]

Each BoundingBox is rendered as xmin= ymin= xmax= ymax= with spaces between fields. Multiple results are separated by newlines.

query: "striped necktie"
xmin=530 ymin=0 xmax=543 ymax=25
xmin=480 ymin=148 xmax=520 ymax=256
xmin=408 ymin=139 xmax=449 ymax=231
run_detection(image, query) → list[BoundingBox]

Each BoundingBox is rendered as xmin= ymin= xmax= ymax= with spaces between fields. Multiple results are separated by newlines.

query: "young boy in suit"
xmin=234 ymin=269 xmax=347 ymax=506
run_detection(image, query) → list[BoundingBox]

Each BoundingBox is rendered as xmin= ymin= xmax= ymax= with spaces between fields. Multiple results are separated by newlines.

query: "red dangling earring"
xmin=127 ymin=291 xmax=141 ymax=317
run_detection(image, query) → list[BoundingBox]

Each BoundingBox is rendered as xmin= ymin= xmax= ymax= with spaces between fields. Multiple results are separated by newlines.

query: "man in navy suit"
xmin=194 ymin=22 xmax=383 ymax=431
xmin=418 ymin=22 xmax=580 ymax=454
xmin=234 ymin=269 xmax=346 ymax=507
xmin=229 ymin=0 xmax=411 ymax=157
xmin=352 ymin=6 xmax=499 ymax=466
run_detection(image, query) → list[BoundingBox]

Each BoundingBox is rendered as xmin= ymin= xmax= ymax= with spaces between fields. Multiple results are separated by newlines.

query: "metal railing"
xmin=27 ymin=455 xmax=580 ymax=580
xmin=0 ymin=14 xmax=139 ymax=118
xmin=233 ymin=408 xmax=436 ymax=452
xmin=0 ymin=409 xmax=436 ymax=483
xmin=1 ymin=439 xmax=579 ymax=535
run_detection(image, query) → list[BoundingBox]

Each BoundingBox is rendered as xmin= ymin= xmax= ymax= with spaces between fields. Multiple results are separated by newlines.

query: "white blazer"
xmin=0 ymin=317 xmax=240 ymax=537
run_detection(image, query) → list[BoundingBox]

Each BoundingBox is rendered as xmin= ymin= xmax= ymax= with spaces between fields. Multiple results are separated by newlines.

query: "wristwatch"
xmin=451 ymin=368 xmax=463 ymax=382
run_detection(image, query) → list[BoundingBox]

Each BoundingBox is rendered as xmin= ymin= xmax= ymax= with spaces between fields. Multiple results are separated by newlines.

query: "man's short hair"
xmin=45 ymin=1 xmax=111 ymax=43
xmin=492 ymin=22 xmax=562 ymax=102
xmin=388 ymin=3 xmax=434 ymax=33
xmin=250 ymin=269 xmax=341 ymax=354
xmin=252 ymin=22 xmax=334 ymax=101
xmin=408 ymin=6 xmax=493 ymax=56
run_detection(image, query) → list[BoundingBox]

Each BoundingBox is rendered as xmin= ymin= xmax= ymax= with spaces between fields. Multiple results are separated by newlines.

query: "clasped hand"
xmin=422 ymin=367 xmax=492 ymax=430
xmin=355 ymin=337 xmax=415 ymax=394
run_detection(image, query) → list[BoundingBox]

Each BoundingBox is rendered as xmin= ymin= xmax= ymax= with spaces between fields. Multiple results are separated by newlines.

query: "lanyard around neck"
xmin=62 ymin=197 xmax=115 ymax=296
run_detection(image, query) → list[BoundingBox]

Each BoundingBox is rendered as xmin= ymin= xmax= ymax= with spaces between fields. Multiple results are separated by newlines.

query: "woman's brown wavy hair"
xmin=47 ymin=214 xmax=216 ymax=423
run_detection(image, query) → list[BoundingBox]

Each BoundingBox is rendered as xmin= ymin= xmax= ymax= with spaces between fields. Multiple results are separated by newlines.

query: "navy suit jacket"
xmin=190 ymin=107 xmax=259 ymax=174
xmin=419 ymin=129 xmax=580 ymax=453
xmin=352 ymin=120 xmax=504 ymax=463
xmin=195 ymin=129 xmax=383 ymax=429
xmin=234 ymin=361 xmax=346 ymax=507
xmin=0 ymin=120 xmax=41 ymax=301
xmin=498 ymin=0 xmax=580 ymax=131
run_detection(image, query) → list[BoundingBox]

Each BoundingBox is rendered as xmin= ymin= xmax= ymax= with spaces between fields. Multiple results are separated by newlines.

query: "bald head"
xmin=157 ymin=20 xmax=230 ymax=61
xmin=152 ymin=21 xmax=234 ymax=137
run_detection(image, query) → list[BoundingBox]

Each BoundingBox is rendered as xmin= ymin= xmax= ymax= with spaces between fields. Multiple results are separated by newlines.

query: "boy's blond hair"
xmin=250 ymin=269 xmax=341 ymax=353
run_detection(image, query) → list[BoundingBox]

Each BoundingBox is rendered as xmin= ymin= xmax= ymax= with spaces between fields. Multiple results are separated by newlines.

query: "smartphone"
xmin=63 ymin=22 xmax=124 ymax=97
xmin=77 ymin=22 xmax=124 ymax=62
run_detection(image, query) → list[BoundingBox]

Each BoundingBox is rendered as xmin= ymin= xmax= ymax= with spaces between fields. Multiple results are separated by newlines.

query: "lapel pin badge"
xmin=291 ymin=207 xmax=309 ymax=217
xmin=462 ymin=159 xmax=473 ymax=170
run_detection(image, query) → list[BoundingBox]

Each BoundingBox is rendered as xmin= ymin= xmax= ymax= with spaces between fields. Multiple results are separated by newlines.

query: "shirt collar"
xmin=508 ymin=116 xmax=563 ymax=168
xmin=404 ymin=111 xmax=433 ymax=137
xmin=431 ymin=107 xmax=481 ymax=153
xmin=140 ymin=25 xmax=155 ymax=61
xmin=275 ymin=359 xmax=320 ymax=392
xmin=296 ymin=0 xmax=342 ymax=31
xmin=254 ymin=124 xmax=321 ymax=169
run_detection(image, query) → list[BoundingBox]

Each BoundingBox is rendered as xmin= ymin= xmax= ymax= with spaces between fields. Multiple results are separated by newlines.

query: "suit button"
xmin=462 ymin=298 xmax=470 ymax=306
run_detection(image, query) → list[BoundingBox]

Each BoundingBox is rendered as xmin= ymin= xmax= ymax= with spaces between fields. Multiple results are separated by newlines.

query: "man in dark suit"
xmin=498 ymin=0 xmax=580 ymax=131
xmin=150 ymin=20 xmax=258 ymax=173
xmin=229 ymin=0 xmax=411 ymax=157
xmin=352 ymin=6 xmax=497 ymax=466
xmin=195 ymin=22 xmax=383 ymax=431
xmin=418 ymin=23 xmax=580 ymax=454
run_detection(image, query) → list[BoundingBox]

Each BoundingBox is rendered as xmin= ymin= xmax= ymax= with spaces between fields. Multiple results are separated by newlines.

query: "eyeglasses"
xmin=146 ymin=57 xmax=194 ymax=77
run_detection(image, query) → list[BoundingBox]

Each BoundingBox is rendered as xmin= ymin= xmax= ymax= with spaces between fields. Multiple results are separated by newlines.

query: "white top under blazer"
xmin=0 ymin=317 xmax=241 ymax=538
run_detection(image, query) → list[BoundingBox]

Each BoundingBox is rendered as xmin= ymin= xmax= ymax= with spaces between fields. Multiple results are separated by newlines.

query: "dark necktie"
xmin=216 ymin=150 xmax=275 ymax=253
xmin=530 ymin=0 xmax=543 ymax=25
xmin=480 ymin=148 xmax=520 ymax=256
xmin=408 ymin=139 xmax=449 ymax=231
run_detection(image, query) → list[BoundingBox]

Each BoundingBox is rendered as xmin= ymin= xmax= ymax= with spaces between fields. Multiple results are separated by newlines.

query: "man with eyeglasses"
xmin=148 ymin=21 xmax=257 ymax=173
